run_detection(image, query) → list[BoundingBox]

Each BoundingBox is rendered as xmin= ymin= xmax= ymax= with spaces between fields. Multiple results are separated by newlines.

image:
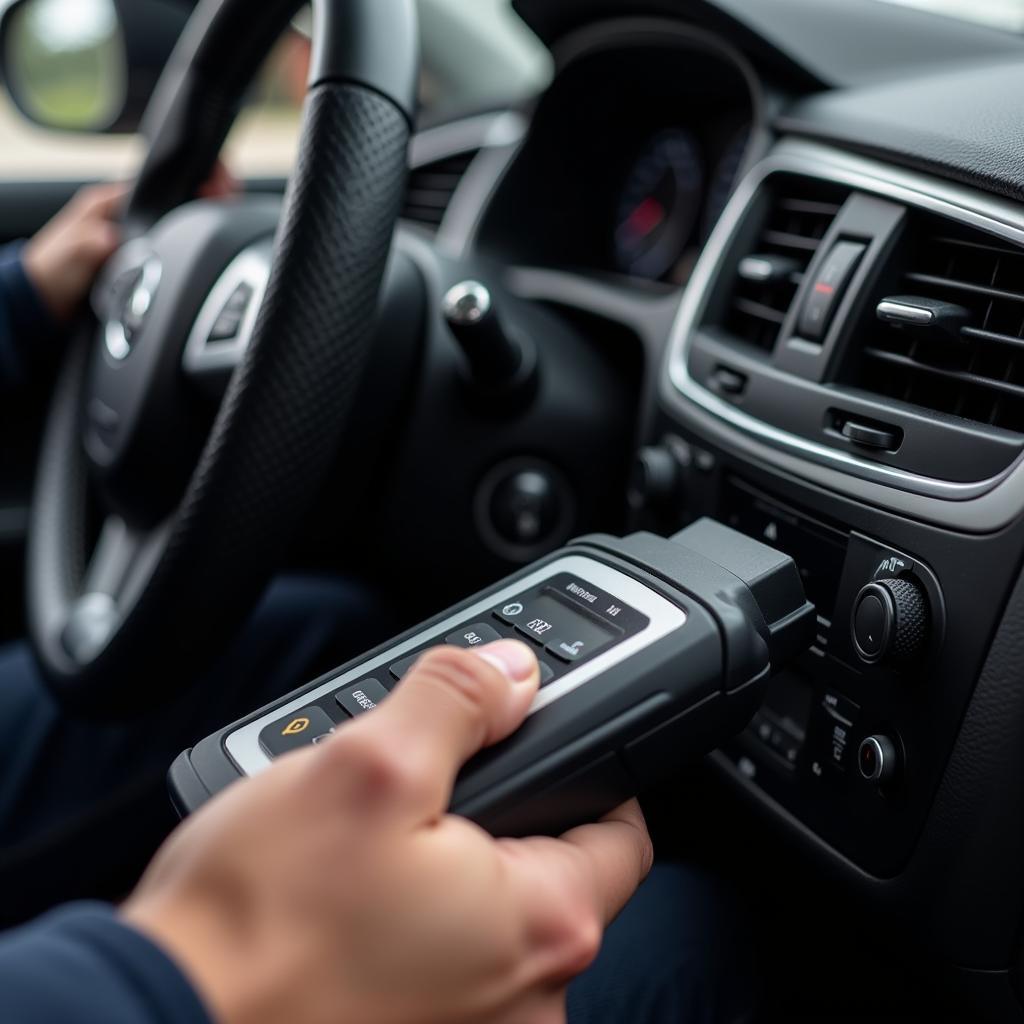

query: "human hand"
xmin=123 ymin=640 xmax=653 ymax=1024
xmin=23 ymin=162 xmax=241 ymax=325
xmin=23 ymin=182 xmax=126 ymax=323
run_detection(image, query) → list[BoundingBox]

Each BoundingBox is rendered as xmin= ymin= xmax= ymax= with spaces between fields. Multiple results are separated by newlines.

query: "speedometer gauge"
xmin=614 ymin=129 xmax=704 ymax=280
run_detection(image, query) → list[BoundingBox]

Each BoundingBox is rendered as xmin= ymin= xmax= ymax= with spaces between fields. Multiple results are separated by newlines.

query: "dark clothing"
xmin=0 ymin=241 xmax=55 ymax=388
xmin=3 ymin=904 xmax=211 ymax=1024
xmin=0 ymin=576 xmax=392 ymax=922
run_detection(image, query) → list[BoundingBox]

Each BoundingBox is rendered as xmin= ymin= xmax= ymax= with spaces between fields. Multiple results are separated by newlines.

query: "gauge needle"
xmin=620 ymin=196 xmax=666 ymax=242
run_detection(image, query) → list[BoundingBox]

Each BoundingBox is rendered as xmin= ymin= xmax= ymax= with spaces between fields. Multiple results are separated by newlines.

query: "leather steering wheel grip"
xmin=27 ymin=0 xmax=417 ymax=713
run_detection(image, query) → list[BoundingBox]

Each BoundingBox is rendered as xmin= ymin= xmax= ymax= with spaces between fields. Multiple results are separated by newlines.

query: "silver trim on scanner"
xmin=225 ymin=555 xmax=688 ymax=777
xmin=664 ymin=137 xmax=1024 ymax=499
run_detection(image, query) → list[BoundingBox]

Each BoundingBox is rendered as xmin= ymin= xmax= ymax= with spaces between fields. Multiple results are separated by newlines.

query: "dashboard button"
xmin=260 ymin=706 xmax=336 ymax=757
xmin=858 ymin=735 xmax=899 ymax=786
xmin=853 ymin=592 xmax=888 ymax=660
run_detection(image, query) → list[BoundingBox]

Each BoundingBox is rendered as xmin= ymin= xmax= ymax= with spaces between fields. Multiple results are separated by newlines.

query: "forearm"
xmin=1 ymin=902 xmax=213 ymax=1024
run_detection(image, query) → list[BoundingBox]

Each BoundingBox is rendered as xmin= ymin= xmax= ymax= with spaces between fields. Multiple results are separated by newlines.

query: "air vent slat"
xmin=400 ymin=150 xmax=479 ymax=230
xmin=733 ymin=297 xmax=787 ymax=325
xmin=904 ymin=272 xmax=1024 ymax=305
xmin=960 ymin=326 xmax=1024 ymax=350
xmin=843 ymin=215 xmax=1024 ymax=435
xmin=715 ymin=177 xmax=850 ymax=354
xmin=863 ymin=348 xmax=1024 ymax=401
xmin=760 ymin=229 xmax=823 ymax=253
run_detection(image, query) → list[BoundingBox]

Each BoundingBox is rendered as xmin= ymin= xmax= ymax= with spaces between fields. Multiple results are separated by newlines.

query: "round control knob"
xmin=851 ymin=577 xmax=928 ymax=666
xmin=490 ymin=469 xmax=562 ymax=547
xmin=858 ymin=735 xmax=899 ymax=786
xmin=628 ymin=445 xmax=681 ymax=511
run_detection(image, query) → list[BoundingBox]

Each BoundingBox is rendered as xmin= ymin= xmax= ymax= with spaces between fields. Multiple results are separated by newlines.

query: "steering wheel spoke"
xmin=63 ymin=516 xmax=167 ymax=666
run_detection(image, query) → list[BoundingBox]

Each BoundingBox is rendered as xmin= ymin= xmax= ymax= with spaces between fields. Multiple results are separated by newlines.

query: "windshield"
xmin=877 ymin=0 xmax=1024 ymax=31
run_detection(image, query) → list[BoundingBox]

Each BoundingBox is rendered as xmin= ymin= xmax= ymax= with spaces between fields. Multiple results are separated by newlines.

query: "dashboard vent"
xmin=722 ymin=180 xmax=847 ymax=352
xmin=400 ymin=150 xmax=479 ymax=229
xmin=850 ymin=220 xmax=1024 ymax=433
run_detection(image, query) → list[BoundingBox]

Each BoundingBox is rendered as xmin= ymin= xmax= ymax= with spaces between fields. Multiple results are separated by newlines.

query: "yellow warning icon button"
xmin=259 ymin=706 xmax=338 ymax=758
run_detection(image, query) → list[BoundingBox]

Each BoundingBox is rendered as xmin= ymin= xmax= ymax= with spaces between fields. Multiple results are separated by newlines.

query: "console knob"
xmin=858 ymin=735 xmax=899 ymax=787
xmin=628 ymin=445 xmax=681 ymax=511
xmin=851 ymin=577 xmax=928 ymax=667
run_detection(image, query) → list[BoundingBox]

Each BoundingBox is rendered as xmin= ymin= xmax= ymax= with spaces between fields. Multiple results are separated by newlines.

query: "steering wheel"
xmin=26 ymin=0 xmax=418 ymax=714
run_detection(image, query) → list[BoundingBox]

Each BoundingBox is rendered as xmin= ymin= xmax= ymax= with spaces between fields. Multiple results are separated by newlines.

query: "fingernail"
xmin=477 ymin=639 xmax=538 ymax=684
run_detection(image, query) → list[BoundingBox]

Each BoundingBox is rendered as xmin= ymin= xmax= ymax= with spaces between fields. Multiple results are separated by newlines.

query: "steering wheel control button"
xmin=858 ymin=735 xmax=899 ymax=787
xmin=260 ymin=707 xmax=337 ymax=758
xmin=208 ymin=282 xmax=254 ymax=342
xmin=335 ymin=679 xmax=389 ymax=718
xmin=797 ymin=240 xmax=866 ymax=341
xmin=446 ymin=623 xmax=502 ymax=649
xmin=539 ymin=661 xmax=556 ymax=687
xmin=851 ymin=577 xmax=929 ymax=667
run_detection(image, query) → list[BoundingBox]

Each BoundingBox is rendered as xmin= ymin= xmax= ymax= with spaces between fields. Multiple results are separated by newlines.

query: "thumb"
xmin=355 ymin=640 xmax=539 ymax=821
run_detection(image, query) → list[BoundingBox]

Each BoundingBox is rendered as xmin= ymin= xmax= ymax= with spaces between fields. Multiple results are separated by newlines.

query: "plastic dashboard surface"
xmin=224 ymin=555 xmax=687 ymax=777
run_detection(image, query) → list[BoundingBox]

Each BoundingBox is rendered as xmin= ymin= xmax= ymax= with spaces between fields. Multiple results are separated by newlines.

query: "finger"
xmin=350 ymin=640 xmax=539 ymax=819
xmin=558 ymin=799 xmax=654 ymax=927
xmin=77 ymin=181 xmax=129 ymax=218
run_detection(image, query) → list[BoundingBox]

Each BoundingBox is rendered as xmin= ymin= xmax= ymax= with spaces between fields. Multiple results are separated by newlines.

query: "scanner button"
xmin=260 ymin=706 xmax=336 ymax=758
xmin=389 ymin=653 xmax=421 ymax=680
xmin=336 ymin=678 xmax=389 ymax=717
xmin=494 ymin=600 xmax=527 ymax=624
xmin=446 ymin=623 xmax=502 ymax=649
xmin=545 ymin=635 xmax=610 ymax=662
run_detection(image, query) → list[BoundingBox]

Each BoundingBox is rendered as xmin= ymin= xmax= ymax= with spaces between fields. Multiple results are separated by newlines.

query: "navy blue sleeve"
xmin=0 ymin=240 xmax=58 ymax=390
xmin=1 ymin=902 xmax=214 ymax=1024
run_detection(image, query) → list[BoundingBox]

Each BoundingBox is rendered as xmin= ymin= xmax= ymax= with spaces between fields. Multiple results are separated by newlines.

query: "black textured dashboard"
xmin=778 ymin=59 xmax=1024 ymax=205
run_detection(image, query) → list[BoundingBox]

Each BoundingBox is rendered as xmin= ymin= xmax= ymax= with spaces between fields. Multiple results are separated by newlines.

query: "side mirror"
xmin=0 ymin=0 xmax=190 ymax=134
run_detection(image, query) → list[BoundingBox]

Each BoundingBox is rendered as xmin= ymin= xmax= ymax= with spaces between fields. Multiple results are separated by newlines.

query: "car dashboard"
xmin=395 ymin=3 xmax=1024 ymax=1017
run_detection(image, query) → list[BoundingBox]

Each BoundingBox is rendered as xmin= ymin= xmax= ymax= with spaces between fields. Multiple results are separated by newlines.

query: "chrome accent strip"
xmin=225 ymin=555 xmax=687 ymax=777
xmin=435 ymin=112 xmax=528 ymax=259
xmin=409 ymin=111 xmax=527 ymax=170
xmin=663 ymin=137 xmax=1024 ymax=499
